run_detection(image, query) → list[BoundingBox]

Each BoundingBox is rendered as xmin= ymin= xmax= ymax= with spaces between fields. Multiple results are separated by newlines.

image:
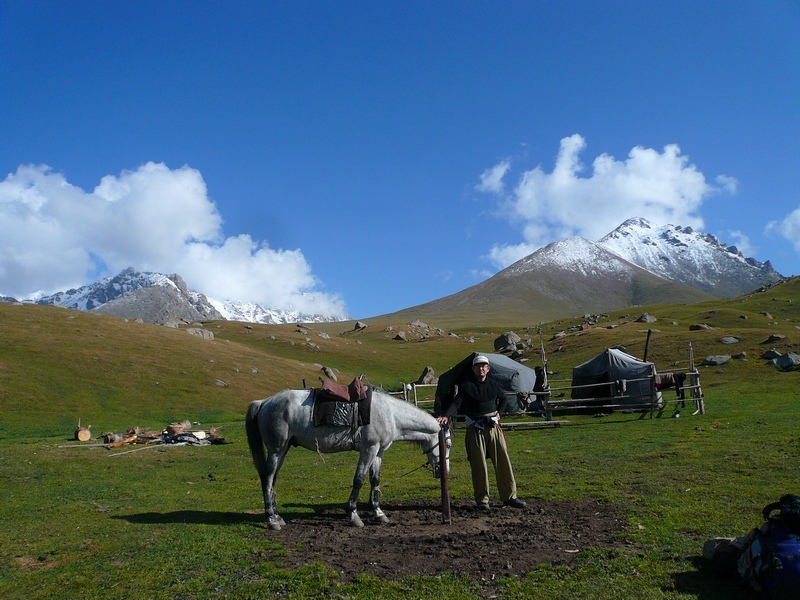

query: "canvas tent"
xmin=571 ymin=348 xmax=658 ymax=409
xmin=434 ymin=352 xmax=538 ymax=416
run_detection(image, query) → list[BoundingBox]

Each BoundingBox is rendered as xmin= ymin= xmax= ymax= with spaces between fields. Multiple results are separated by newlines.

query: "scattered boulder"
xmin=732 ymin=352 xmax=748 ymax=360
xmin=690 ymin=324 xmax=714 ymax=331
xmin=321 ymin=366 xmax=337 ymax=381
xmin=776 ymin=352 xmax=800 ymax=370
xmin=354 ymin=321 xmax=368 ymax=330
xmin=393 ymin=331 xmax=407 ymax=341
xmin=762 ymin=334 xmax=785 ymax=344
xmin=775 ymin=352 xmax=800 ymax=370
xmin=761 ymin=349 xmax=782 ymax=360
xmin=415 ymin=366 xmax=437 ymax=385
xmin=719 ymin=336 xmax=740 ymax=345
xmin=186 ymin=327 xmax=214 ymax=340
xmin=494 ymin=331 xmax=521 ymax=351
xmin=636 ymin=313 xmax=657 ymax=323
xmin=702 ymin=355 xmax=731 ymax=366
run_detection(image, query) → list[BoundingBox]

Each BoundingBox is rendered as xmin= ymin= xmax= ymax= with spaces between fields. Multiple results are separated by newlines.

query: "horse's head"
xmin=424 ymin=427 xmax=451 ymax=479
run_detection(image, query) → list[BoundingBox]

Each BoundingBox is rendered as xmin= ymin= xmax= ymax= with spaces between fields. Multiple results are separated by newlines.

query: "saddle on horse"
xmin=313 ymin=377 xmax=373 ymax=427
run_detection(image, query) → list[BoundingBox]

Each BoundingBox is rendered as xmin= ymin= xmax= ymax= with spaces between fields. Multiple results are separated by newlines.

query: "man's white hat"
xmin=472 ymin=355 xmax=490 ymax=366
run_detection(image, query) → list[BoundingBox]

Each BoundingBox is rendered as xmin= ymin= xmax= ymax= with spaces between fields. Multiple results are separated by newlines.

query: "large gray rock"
xmin=494 ymin=331 xmax=521 ymax=351
xmin=186 ymin=327 xmax=214 ymax=340
xmin=702 ymin=355 xmax=731 ymax=366
xmin=415 ymin=366 xmax=437 ymax=385
xmin=776 ymin=353 xmax=800 ymax=370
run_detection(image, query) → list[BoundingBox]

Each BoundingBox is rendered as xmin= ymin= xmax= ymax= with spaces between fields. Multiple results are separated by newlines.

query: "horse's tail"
xmin=245 ymin=399 xmax=267 ymax=479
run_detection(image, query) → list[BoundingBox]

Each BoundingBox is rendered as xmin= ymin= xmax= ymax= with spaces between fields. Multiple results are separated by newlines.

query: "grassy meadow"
xmin=0 ymin=277 xmax=798 ymax=599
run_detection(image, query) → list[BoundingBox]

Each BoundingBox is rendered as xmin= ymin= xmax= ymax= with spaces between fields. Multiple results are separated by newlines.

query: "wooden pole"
xmin=439 ymin=426 xmax=451 ymax=525
xmin=643 ymin=329 xmax=653 ymax=362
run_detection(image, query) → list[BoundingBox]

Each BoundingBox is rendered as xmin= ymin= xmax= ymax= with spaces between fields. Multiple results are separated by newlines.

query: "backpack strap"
xmin=763 ymin=494 xmax=800 ymax=536
xmin=763 ymin=501 xmax=783 ymax=522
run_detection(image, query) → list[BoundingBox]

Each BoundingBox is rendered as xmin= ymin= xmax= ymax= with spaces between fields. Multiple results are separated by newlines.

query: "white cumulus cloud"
xmin=725 ymin=230 xmax=754 ymax=257
xmin=767 ymin=206 xmax=800 ymax=253
xmin=0 ymin=163 xmax=347 ymax=316
xmin=475 ymin=159 xmax=511 ymax=194
xmin=480 ymin=134 xmax=732 ymax=269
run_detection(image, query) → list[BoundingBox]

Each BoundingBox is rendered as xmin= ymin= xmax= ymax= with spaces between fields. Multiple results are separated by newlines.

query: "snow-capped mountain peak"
xmin=598 ymin=218 xmax=782 ymax=297
xmin=36 ymin=267 xmax=176 ymax=311
xmin=207 ymin=297 xmax=344 ymax=325
xmin=29 ymin=267 xmax=347 ymax=325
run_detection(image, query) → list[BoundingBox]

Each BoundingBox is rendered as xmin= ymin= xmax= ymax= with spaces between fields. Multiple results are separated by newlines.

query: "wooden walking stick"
xmin=439 ymin=425 xmax=451 ymax=525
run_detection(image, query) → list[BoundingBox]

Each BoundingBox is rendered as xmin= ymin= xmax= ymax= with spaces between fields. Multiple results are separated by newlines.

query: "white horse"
xmin=245 ymin=387 xmax=450 ymax=530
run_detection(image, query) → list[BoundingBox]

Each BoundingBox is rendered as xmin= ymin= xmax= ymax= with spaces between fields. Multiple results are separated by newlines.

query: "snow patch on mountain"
xmin=506 ymin=236 xmax=634 ymax=278
xmin=207 ymin=298 xmax=344 ymax=325
xmin=30 ymin=266 xmax=347 ymax=324
xmin=34 ymin=267 xmax=175 ymax=310
xmin=598 ymin=218 xmax=783 ymax=297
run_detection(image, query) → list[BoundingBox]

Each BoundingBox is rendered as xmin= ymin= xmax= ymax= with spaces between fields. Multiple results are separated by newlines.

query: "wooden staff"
xmin=439 ymin=426 xmax=451 ymax=525
xmin=643 ymin=329 xmax=653 ymax=361
xmin=538 ymin=329 xmax=549 ymax=389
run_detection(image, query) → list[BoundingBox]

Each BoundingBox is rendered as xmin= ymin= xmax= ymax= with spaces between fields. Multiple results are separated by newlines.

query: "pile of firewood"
xmin=67 ymin=418 xmax=225 ymax=451
xmin=102 ymin=426 xmax=161 ymax=448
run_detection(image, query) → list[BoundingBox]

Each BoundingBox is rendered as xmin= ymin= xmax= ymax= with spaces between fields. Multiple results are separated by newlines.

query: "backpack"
xmin=737 ymin=494 xmax=800 ymax=599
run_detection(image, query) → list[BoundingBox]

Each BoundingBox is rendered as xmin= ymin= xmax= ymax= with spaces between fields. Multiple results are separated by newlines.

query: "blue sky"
xmin=1 ymin=1 xmax=799 ymax=319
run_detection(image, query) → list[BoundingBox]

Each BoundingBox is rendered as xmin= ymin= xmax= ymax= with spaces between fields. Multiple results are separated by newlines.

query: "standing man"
xmin=437 ymin=355 xmax=526 ymax=511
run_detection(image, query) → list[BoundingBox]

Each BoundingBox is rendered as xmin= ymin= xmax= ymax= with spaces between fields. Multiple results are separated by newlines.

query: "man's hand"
xmin=437 ymin=416 xmax=449 ymax=425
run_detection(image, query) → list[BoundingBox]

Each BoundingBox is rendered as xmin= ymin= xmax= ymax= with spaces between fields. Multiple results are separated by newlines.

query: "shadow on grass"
xmin=111 ymin=510 xmax=268 ymax=526
xmin=112 ymin=499 xmax=447 ymax=529
xmin=670 ymin=556 xmax=753 ymax=599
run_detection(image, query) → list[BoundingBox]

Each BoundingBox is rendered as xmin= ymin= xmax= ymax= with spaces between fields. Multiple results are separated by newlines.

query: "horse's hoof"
xmin=349 ymin=513 xmax=364 ymax=528
xmin=374 ymin=509 xmax=390 ymax=524
xmin=267 ymin=517 xmax=283 ymax=531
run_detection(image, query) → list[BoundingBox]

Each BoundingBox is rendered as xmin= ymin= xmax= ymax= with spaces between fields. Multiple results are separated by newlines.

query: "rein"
xmin=379 ymin=461 xmax=430 ymax=489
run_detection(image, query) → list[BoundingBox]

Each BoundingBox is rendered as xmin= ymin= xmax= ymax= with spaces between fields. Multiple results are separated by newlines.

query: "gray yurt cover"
xmin=571 ymin=348 xmax=656 ymax=407
xmin=434 ymin=352 xmax=538 ymax=416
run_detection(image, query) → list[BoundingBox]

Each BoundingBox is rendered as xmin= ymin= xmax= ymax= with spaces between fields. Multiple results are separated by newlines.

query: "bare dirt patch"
xmin=264 ymin=497 xmax=630 ymax=584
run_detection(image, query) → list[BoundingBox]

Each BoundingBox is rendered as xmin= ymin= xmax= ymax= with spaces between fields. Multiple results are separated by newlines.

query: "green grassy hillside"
xmin=1 ymin=278 xmax=797 ymax=436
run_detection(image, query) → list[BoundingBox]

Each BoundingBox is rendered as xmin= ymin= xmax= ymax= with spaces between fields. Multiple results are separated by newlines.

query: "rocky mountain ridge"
xmin=6 ymin=267 xmax=342 ymax=325
xmin=1 ymin=218 xmax=787 ymax=326
xmin=598 ymin=217 xmax=782 ymax=297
